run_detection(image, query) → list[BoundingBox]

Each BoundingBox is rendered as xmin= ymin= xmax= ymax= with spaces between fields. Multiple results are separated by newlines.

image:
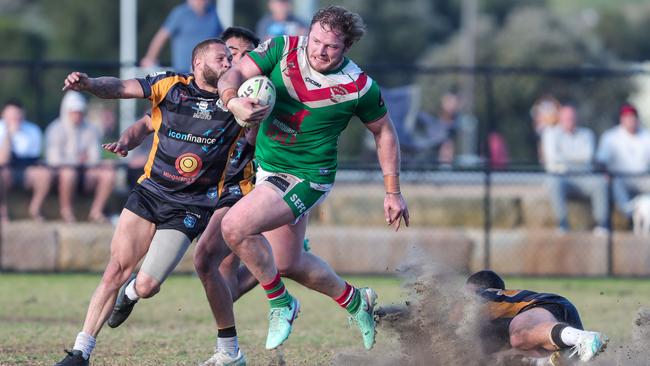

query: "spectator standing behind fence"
xmin=140 ymin=0 xmax=223 ymax=73
xmin=542 ymin=105 xmax=609 ymax=234
xmin=596 ymin=104 xmax=650 ymax=220
xmin=256 ymin=0 xmax=307 ymax=41
xmin=531 ymin=95 xmax=561 ymax=163
xmin=416 ymin=91 xmax=478 ymax=165
xmin=45 ymin=91 xmax=116 ymax=223
xmin=0 ymin=99 xmax=51 ymax=222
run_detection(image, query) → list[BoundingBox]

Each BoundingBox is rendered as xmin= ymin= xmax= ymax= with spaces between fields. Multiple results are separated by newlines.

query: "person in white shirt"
xmin=542 ymin=105 xmax=609 ymax=233
xmin=0 ymin=99 xmax=52 ymax=222
xmin=45 ymin=91 xmax=116 ymax=223
xmin=596 ymin=104 xmax=650 ymax=218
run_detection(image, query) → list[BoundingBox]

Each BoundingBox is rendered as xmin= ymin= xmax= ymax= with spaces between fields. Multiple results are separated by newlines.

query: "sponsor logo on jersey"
xmin=267 ymin=109 xmax=310 ymax=146
xmin=290 ymin=193 xmax=307 ymax=214
xmin=207 ymin=186 xmax=219 ymax=200
xmin=329 ymin=85 xmax=348 ymax=103
xmin=216 ymin=98 xmax=228 ymax=112
xmin=183 ymin=213 xmax=198 ymax=229
xmin=168 ymin=128 xmax=219 ymax=146
xmin=319 ymin=168 xmax=330 ymax=176
xmin=192 ymin=100 xmax=214 ymax=120
xmin=148 ymin=71 xmax=167 ymax=78
xmin=310 ymin=182 xmax=332 ymax=191
xmin=304 ymin=76 xmax=322 ymax=88
xmin=228 ymin=186 xmax=242 ymax=196
xmin=175 ymin=153 xmax=203 ymax=178
xmin=265 ymin=175 xmax=290 ymax=192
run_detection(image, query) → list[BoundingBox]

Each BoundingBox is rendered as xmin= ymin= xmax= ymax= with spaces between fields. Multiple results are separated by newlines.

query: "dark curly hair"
xmin=310 ymin=5 xmax=366 ymax=48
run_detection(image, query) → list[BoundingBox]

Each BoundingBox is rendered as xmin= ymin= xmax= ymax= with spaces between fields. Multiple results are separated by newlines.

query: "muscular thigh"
xmin=264 ymin=214 xmax=309 ymax=270
xmin=509 ymin=307 xmax=557 ymax=334
xmin=225 ymin=184 xmax=296 ymax=236
xmin=110 ymin=208 xmax=156 ymax=266
xmin=196 ymin=206 xmax=231 ymax=256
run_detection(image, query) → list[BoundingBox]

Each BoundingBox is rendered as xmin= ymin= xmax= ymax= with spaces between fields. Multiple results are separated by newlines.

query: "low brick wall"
xmin=2 ymin=222 xmax=649 ymax=276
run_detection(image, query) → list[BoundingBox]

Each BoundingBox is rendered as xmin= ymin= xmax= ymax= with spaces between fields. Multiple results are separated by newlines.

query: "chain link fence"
xmin=1 ymin=60 xmax=650 ymax=276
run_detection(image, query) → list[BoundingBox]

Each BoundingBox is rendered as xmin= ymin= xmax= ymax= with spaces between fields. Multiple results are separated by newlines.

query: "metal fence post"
xmin=606 ymin=173 xmax=614 ymax=277
xmin=482 ymin=74 xmax=496 ymax=270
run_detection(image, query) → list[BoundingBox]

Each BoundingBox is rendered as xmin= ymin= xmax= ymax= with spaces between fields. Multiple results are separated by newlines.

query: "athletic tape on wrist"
xmin=220 ymin=88 xmax=237 ymax=108
xmin=384 ymin=174 xmax=400 ymax=195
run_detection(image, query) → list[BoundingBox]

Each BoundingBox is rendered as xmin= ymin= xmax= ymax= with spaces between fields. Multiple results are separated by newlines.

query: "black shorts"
xmin=522 ymin=299 xmax=584 ymax=330
xmin=124 ymin=185 xmax=212 ymax=240
xmin=216 ymin=172 xmax=254 ymax=210
xmin=479 ymin=298 xmax=583 ymax=354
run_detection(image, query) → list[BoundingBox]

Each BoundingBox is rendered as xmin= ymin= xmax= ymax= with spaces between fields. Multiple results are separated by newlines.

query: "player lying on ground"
xmin=53 ymin=38 xmax=269 ymax=366
xmin=466 ymin=270 xmax=608 ymax=364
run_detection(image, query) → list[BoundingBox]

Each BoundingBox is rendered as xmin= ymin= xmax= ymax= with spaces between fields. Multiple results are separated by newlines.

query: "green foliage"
xmin=595 ymin=3 xmax=650 ymax=61
xmin=417 ymin=6 xmax=635 ymax=161
xmin=41 ymin=1 xmax=119 ymax=60
xmin=0 ymin=0 xmax=648 ymax=161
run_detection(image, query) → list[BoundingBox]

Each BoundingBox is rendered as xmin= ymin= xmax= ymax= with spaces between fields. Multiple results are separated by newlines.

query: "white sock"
xmin=560 ymin=326 xmax=585 ymax=346
xmin=216 ymin=336 xmax=239 ymax=358
xmin=124 ymin=278 xmax=140 ymax=301
xmin=73 ymin=331 xmax=96 ymax=360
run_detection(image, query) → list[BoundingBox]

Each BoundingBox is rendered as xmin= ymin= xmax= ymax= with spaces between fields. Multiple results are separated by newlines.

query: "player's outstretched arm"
xmin=102 ymin=114 xmax=155 ymax=157
xmin=62 ymin=72 xmax=144 ymax=99
xmin=365 ymin=114 xmax=410 ymax=231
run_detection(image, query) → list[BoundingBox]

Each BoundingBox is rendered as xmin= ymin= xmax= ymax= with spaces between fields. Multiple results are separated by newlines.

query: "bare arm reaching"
xmin=102 ymin=115 xmax=155 ymax=157
xmin=365 ymin=114 xmax=410 ymax=231
xmin=62 ymin=72 xmax=144 ymax=99
xmin=140 ymin=28 xmax=171 ymax=68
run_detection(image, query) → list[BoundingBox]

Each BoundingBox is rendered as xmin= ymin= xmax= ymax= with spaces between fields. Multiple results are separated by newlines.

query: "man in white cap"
xmin=45 ymin=90 xmax=116 ymax=223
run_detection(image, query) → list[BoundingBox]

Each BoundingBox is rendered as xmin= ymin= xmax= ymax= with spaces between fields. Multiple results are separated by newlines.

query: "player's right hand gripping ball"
xmin=236 ymin=76 xmax=276 ymax=128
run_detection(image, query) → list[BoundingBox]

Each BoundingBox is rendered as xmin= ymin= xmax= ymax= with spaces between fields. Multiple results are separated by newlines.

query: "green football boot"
xmin=350 ymin=287 xmax=378 ymax=350
xmin=265 ymin=297 xmax=300 ymax=350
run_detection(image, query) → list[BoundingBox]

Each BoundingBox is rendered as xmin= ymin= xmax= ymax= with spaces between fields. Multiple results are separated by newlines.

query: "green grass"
xmin=0 ymin=274 xmax=647 ymax=365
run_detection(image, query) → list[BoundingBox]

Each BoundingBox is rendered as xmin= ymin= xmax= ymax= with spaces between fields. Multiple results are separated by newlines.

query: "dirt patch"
xmin=333 ymin=261 xmax=650 ymax=366
xmin=333 ymin=262 xmax=483 ymax=366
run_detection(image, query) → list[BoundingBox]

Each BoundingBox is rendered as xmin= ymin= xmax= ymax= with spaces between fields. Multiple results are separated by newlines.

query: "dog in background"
xmin=632 ymin=194 xmax=650 ymax=236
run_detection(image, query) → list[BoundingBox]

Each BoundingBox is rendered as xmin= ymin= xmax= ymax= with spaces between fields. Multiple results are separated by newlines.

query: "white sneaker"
xmin=199 ymin=349 xmax=246 ymax=366
xmin=570 ymin=331 xmax=608 ymax=362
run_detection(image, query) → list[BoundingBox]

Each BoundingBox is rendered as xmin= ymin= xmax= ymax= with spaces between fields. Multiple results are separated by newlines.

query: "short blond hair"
xmin=310 ymin=6 xmax=366 ymax=48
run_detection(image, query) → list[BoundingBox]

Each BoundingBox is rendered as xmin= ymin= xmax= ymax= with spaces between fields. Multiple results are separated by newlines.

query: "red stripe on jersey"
xmin=284 ymin=40 xmax=368 ymax=103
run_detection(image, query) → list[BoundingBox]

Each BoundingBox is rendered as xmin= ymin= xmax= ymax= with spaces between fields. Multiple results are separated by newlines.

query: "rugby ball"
xmin=235 ymin=76 xmax=276 ymax=128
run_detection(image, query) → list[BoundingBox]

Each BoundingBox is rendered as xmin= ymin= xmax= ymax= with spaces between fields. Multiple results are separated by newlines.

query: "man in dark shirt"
xmin=53 ymin=38 xmax=267 ymax=366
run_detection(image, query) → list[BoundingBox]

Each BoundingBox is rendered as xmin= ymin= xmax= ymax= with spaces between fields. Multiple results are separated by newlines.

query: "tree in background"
xmin=0 ymin=0 xmax=648 ymax=163
xmin=416 ymin=5 xmax=633 ymax=163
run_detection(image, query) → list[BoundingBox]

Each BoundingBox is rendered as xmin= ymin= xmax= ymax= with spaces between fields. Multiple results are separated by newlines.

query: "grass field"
xmin=0 ymin=273 xmax=648 ymax=365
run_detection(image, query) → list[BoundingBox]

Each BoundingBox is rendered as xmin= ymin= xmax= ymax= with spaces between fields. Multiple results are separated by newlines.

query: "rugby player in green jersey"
xmin=218 ymin=6 xmax=410 ymax=351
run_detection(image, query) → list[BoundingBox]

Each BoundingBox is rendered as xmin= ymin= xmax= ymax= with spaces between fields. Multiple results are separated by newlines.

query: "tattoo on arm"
xmin=87 ymin=77 xmax=126 ymax=99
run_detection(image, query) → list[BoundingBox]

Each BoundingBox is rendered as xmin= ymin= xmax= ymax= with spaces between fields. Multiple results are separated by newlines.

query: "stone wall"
xmin=2 ymin=222 xmax=649 ymax=276
xmin=1 ymin=182 xmax=646 ymax=276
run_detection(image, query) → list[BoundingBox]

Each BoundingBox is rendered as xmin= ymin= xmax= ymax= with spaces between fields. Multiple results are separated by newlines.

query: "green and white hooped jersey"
xmin=247 ymin=35 xmax=387 ymax=184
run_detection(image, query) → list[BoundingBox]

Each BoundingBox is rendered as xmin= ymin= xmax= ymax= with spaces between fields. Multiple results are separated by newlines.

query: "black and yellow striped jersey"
xmin=135 ymin=71 xmax=244 ymax=208
xmin=477 ymin=288 xmax=572 ymax=320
